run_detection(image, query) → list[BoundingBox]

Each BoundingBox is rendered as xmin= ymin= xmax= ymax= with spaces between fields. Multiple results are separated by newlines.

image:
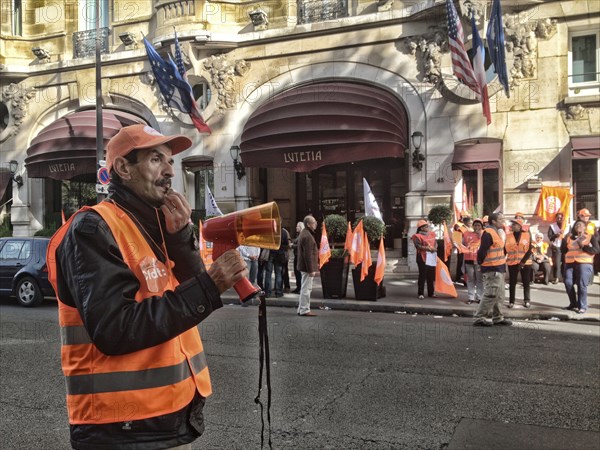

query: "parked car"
xmin=0 ymin=237 xmax=55 ymax=307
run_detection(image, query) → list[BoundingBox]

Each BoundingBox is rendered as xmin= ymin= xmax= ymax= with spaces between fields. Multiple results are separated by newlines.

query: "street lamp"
xmin=411 ymin=131 xmax=425 ymax=171
xmin=229 ymin=145 xmax=246 ymax=180
xmin=9 ymin=160 xmax=23 ymax=188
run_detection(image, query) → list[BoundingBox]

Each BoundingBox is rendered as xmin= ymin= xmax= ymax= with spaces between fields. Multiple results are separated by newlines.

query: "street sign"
xmin=96 ymin=183 xmax=109 ymax=194
xmin=97 ymin=167 xmax=110 ymax=185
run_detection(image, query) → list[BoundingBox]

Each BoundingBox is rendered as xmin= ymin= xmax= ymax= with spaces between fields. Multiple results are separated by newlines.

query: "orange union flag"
xmin=535 ymin=186 xmax=573 ymax=222
xmin=319 ymin=222 xmax=331 ymax=269
xmin=434 ymin=256 xmax=457 ymax=298
xmin=374 ymin=236 xmax=386 ymax=285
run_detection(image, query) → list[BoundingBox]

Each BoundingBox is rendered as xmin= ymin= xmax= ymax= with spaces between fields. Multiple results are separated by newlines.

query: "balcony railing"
xmin=297 ymin=0 xmax=348 ymax=25
xmin=73 ymin=28 xmax=110 ymax=59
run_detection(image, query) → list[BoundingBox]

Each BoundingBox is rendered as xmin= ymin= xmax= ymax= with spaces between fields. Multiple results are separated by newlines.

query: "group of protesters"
xmin=412 ymin=208 xmax=599 ymax=325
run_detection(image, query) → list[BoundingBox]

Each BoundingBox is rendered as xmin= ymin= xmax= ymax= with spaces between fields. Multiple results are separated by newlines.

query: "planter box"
xmin=351 ymin=264 xmax=386 ymax=301
xmin=320 ymin=254 xmax=350 ymax=299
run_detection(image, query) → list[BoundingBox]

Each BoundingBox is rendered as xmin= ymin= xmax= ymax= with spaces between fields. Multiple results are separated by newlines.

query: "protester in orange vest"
xmin=453 ymin=216 xmax=472 ymax=284
xmin=548 ymin=212 xmax=565 ymax=283
xmin=560 ymin=220 xmax=599 ymax=314
xmin=505 ymin=218 xmax=534 ymax=309
xmin=411 ymin=219 xmax=437 ymax=299
xmin=473 ymin=212 xmax=512 ymax=327
xmin=463 ymin=218 xmax=484 ymax=304
xmin=47 ymin=125 xmax=248 ymax=449
xmin=531 ymin=232 xmax=553 ymax=285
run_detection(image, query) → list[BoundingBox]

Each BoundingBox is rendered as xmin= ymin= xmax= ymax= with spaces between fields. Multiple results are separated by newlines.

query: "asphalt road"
xmin=1 ymin=297 xmax=599 ymax=449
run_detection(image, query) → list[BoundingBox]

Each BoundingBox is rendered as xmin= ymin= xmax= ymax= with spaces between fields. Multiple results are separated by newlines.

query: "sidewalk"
xmin=221 ymin=275 xmax=600 ymax=322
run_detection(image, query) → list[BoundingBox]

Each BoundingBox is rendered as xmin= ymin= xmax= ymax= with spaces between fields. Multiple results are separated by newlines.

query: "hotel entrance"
xmin=295 ymin=157 xmax=408 ymax=249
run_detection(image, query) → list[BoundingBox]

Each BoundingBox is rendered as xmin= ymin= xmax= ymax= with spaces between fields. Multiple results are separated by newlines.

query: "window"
xmin=193 ymin=168 xmax=215 ymax=219
xmin=11 ymin=0 xmax=22 ymax=36
xmin=568 ymin=30 xmax=600 ymax=96
xmin=462 ymin=169 xmax=501 ymax=217
xmin=572 ymin=159 xmax=599 ymax=219
xmin=192 ymin=80 xmax=212 ymax=111
xmin=0 ymin=240 xmax=25 ymax=260
xmin=297 ymin=0 xmax=348 ymax=25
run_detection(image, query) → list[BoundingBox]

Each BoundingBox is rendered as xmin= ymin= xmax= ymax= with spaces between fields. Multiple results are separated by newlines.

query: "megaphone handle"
xmin=234 ymin=277 xmax=261 ymax=303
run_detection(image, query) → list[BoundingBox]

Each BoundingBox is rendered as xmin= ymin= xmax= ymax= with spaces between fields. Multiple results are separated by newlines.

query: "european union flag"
xmin=486 ymin=0 xmax=510 ymax=97
xmin=143 ymin=37 xmax=196 ymax=116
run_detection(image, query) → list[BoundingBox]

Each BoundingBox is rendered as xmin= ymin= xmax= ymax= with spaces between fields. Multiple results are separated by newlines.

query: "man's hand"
xmin=207 ymin=249 xmax=249 ymax=293
xmin=160 ymin=189 xmax=192 ymax=234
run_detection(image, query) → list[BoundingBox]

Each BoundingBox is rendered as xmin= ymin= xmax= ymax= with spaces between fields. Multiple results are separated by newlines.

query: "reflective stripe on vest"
xmin=481 ymin=228 xmax=507 ymax=267
xmin=48 ymin=201 xmax=211 ymax=425
xmin=463 ymin=231 xmax=481 ymax=261
xmin=505 ymin=231 xmax=533 ymax=266
xmin=565 ymin=235 xmax=594 ymax=264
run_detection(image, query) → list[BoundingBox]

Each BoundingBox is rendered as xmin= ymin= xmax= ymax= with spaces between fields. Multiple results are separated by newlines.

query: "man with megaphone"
xmin=47 ymin=124 xmax=249 ymax=450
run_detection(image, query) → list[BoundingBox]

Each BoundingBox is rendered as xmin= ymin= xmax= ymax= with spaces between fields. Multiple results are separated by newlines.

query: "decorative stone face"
xmin=566 ymin=104 xmax=585 ymax=120
xmin=402 ymin=28 xmax=447 ymax=85
xmin=1 ymin=83 xmax=36 ymax=141
xmin=203 ymin=55 xmax=249 ymax=111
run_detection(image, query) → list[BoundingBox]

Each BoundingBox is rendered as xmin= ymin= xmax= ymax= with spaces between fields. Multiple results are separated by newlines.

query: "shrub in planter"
xmin=351 ymin=216 xmax=386 ymax=300
xmin=320 ymin=214 xmax=350 ymax=299
xmin=427 ymin=204 xmax=453 ymax=260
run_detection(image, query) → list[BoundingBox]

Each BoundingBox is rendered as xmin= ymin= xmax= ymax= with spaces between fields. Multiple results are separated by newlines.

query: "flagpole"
xmin=95 ymin=0 xmax=105 ymax=203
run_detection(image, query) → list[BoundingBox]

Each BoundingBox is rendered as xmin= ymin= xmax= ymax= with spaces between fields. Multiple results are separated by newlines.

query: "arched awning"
xmin=571 ymin=136 xmax=600 ymax=159
xmin=451 ymin=138 xmax=503 ymax=170
xmin=25 ymin=109 xmax=146 ymax=180
xmin=240 ymin=82 xmax=408 ymax=172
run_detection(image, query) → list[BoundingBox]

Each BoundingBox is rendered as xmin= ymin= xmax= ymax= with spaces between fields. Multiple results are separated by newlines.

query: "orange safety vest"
xmin=564 ymin=235 xmax=594 ymax=264
xmin=412 ymin=232 xmax=436 ymax=261
xmin=47 ymin=202 xmax=211 ymax=425
xmin=481 ymin=228 xmax=507 ymax=267
xmin=462 ymin=231 xmax=481 ymax=262
xmin=505 ymin=231 xmax=533 ymax=266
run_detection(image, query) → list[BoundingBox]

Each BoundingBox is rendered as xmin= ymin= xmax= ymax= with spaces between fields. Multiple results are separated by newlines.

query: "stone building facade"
xmin=1 ymin=0 xmax=598 ymax=273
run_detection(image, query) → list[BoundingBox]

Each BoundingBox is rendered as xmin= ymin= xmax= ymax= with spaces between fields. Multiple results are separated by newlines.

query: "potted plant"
xmin=320 ymin=214 xmax=350 ymax=299
xmin=427 ymin=204 xmax=453 ymax=263
xmin=351 ymin=216 xmax=387 ymax=301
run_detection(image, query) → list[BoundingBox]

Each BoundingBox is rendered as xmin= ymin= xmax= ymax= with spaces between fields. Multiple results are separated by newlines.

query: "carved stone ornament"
xmin=1 ymin=83 xmax=36 ymax=140
xmin=203 ymin=54 xmax=250 ymax=111
xmin=566 ymin=104 xmax=585 ymax=120
xmin=504 ymin=12 xmax=557 ymax=87
xmin=377 ymin=0 xmax=394 ymax=12
xmin=403 ymin=27 xmax=448 ymax=85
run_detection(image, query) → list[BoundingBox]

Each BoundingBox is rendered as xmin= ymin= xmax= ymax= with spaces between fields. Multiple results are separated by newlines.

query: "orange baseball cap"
xmin=106 ymin=124 xmax=192 ymax=171
xmin=578 ymin=208 xmax=591 ymax=217
xmin=511 ymin=218 xmax=524 ymax=227
xmin=416 ymin=219 xmax=428 ymax=229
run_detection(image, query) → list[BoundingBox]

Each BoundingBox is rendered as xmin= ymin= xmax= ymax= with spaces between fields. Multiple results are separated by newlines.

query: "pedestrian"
xmin=411 ymin=219 xmax=437 ymax=299
xmin=296 ymin=215 xmax=319 ymax=316
xmin=506 ymin=218 xmax=533 ymax=308
xmin=256 ymin=247 xmax=270 ymax=290
xmin=548 ymin=212 xmax=565 ymax=283
xmin=281 ymin=227 xmax=292 ymax=293
xmin=239 ymin=245 xmax=260 ymax=307
xmin=576 ymin=208 xmax=599 ymax=277
xmin=291 ymin=221 xmax=305 ymax=294
xmin=531 ymin=232 xmax=552 ymax=285
xmin=46 ymin=124 xmax=248 ymax=450
xmin=264 ymin=228 xmax=289 ymax=297
xmin=473 ymin=212 xmax=513 ymax=327
xmin=452 ymin=216 xmax=470 ymax=284
xmin=561 ymin=220 xmax=599 ymax=314
xmin=463 ymin=218 xmax=484 ymax=304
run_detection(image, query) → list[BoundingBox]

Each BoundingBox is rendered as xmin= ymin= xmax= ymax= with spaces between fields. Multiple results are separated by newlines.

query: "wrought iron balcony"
xmin=73 ymin=28 xmax=110 ymax=59
xmin=297 ymin=0 xmax=348 ymax=25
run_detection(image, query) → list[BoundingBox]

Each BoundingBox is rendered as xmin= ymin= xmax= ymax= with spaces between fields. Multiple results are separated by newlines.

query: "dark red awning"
xmin=240 ymin=82 xmax=408 ymax=172
xmin=182 ymin=155 xmax=213 ymax=169
xmin=25 ymin=109 xmax=146 ymax=180
xmin=571 ymin=136 xmax=600 ymax=159
xmin=451 ymin=139 xmax=503 ymax=170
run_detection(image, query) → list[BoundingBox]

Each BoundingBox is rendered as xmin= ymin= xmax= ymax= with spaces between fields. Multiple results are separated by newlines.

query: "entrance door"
xmin=302 ymin=157 xmax=407 ymax=248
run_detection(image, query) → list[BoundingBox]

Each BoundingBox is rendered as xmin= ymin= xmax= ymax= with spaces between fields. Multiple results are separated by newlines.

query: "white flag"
xmin=205 ymin=182 xmax=223 ymax=216
xmin=363 ymin=178 xmax=382 ymax=220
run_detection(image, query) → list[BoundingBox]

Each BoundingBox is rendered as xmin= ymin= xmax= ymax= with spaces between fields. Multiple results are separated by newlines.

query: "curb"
xmin=221 ymin=294 xmax=600 ymax=323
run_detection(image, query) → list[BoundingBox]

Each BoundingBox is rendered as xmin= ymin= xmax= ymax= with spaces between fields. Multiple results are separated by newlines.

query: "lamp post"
xmin=411 ymin=131 xmax=425 ymax=171
xmin=9 ymin=160 xmax=23 ymax=188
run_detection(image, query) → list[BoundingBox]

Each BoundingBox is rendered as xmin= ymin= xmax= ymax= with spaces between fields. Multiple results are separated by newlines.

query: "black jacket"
xmin=55 ymin=181 xmax=223 ymax=450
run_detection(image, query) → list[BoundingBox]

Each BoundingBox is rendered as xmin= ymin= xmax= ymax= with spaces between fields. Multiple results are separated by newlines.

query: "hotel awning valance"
xmin=451 ymin=139 xmax=503 ymax=170
xmin=25 ymin=109 xmax=145 ymax=180
xmin=571 ymin=136 xmax=600 ymax=159
xmin=240 ymin=82 xmax=408 ymax=172
xmin=182 ymin=155 xmax=213 ymax=169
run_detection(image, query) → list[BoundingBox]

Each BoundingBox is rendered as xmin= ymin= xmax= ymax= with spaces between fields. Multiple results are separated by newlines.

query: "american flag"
xmin=445 ymin=0 xmax=480 ymax=95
